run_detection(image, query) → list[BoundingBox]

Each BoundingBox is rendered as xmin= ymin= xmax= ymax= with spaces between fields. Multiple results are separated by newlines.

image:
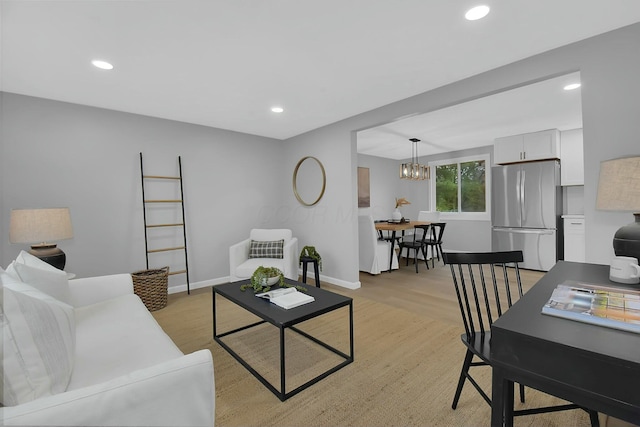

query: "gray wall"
xmin=0 ymin=94 xmax=287 ymax=291
xmin=358 ymin=145 xmax=494 ymax=254
xmin=3 ymin=23 xmax=639 ymax=291
xmin=356 ymin=154 xmax=423 ymax=220
xmin=285 ymin=22 xmax=640 ymax=273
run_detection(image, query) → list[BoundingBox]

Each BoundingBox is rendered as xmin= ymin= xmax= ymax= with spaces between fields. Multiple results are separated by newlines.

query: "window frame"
xmin=429 ymin=154 xmax=491 ymax=221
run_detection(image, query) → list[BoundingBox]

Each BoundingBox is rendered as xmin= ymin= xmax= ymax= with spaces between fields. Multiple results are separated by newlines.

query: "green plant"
xmin=299 ymin=246 xmax=322 ymax=271
xmin=240 ymin=266 xmax=284 ymax=293
xmin=240 ymin=266 xmax=308 ymax=294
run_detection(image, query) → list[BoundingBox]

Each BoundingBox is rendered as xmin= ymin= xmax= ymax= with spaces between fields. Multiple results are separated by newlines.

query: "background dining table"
xmin=374 ymin=221 xmax=431 ymax=271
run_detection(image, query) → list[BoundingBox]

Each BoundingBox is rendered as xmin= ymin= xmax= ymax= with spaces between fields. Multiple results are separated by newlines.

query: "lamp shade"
xmin=9 ymin=208 xmax=74 ymax=244
xmin=596 ymin=156 xmax=640 ymax=263
xmin=596 ymin=157 xmax=640 ymax=211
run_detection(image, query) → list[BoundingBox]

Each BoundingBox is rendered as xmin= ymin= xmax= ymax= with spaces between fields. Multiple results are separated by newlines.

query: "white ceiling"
xmin=358 ymin=71 xmax=583 ymax=159
xmin=2 ymin=1 xmax=640 ymax=151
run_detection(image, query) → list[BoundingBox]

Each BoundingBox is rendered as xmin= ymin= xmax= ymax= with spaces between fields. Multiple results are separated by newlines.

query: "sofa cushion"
xmin=6 ymin=250 xmax=72 ymax=305
xmin=68 ymin=294 xmax=183 ymax=391
xmin=1 ymin=272 xmax=75 ymax=406
xmin=249 ymin=239 xmax=284 ymax=259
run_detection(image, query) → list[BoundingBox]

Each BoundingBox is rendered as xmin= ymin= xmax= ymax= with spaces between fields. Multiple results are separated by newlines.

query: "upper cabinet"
xmin=494 ymin=129 xmax=560 ymax=165
xmin=559 ymin=128 xmax=584 ymax=186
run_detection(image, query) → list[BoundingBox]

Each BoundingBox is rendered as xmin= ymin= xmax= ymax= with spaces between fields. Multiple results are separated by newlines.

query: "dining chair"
xmin=397 ymin=224 xmax=430 ymax=273
xmin=442 ymin=251 xmax=599 ymax=426
xmin=424 ymin=222 xmax=446 ymax=267
xmin=375 ymin=220 xmax=406 ymax=245
xmin=417 ymin=210 xmax=440 ymax=222
xmin=374 ymin=220 xmax=388 ymax=240
xmin=358 ymin=215 xmax=399 ymax=274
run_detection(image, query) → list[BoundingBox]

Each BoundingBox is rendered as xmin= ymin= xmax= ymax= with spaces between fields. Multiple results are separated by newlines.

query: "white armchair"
xmin=229 ymin=229 xmax=299 ymax=282
xmin=358 ymin=215 xmax=399 ymax=275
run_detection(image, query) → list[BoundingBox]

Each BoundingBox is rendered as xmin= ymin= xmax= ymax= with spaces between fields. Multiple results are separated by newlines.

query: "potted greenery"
xmin=240 ymin=266 xmax=284 ymax=293
xmin=299 ymin=246 xmax=322 ymax=271
xmin=240 ymin=266 xmax=308 ymax=294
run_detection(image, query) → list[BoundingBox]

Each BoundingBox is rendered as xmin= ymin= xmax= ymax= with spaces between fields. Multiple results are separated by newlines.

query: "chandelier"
xmin=400 ymin=138 xmax=429 ymax=180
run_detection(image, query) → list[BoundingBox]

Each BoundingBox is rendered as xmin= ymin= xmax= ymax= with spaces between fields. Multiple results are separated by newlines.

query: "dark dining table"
xmin=490 ymin=261 xmax=640 ymax=426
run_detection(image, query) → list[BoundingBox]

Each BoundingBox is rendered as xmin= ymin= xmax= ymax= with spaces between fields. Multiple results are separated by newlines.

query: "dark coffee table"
xmin=212 ymin=279 xmax=354 ymax=401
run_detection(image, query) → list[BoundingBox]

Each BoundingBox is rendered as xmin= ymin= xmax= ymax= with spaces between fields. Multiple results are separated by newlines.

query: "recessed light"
xmin=271 ymin=106 xmax=284 ymax=113
xmin=92 ymin=59 xmax=114 ymax=70
xmin=465 ymin=5 xmax=490 ymax=21
xmin=563 ymin=83 xmax=581 ymax=91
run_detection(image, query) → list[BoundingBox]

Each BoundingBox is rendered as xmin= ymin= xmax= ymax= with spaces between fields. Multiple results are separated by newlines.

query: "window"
xmin=430 ymin=154 xmax=490 ymax=220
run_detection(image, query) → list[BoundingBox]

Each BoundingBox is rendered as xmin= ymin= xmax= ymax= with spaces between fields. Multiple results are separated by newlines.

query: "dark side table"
xmin=300 ymin=256 xmax=321 ymax=287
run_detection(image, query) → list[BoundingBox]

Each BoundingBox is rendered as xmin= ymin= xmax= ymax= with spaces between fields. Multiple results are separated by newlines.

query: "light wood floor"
xmin=152 ymin=259 xmax=628 ymax=427
xmin=320 ymin=256 xmax=545 ymax=326
xmin=160 ymin=256 xmax=546 ymax=332
xmin=158 ymin=255 xmax=545 ymax=335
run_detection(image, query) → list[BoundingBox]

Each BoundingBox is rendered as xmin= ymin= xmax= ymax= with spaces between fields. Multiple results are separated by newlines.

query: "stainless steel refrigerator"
xmin=492 ymin=160 xmax=562 ymax=271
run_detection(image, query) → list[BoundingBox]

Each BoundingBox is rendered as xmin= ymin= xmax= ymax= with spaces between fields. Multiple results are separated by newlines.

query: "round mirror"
xmin=293 ymin=156 xmax=326 ymax=206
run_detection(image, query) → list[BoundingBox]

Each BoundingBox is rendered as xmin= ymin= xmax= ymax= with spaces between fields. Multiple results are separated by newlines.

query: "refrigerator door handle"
xmin=493 ymin=227 xmax=555 ymax=235
xmin=521 ymin=169 xmax=526 ymax=224
xmin=516 ymin=169 xmax=522 ymax=223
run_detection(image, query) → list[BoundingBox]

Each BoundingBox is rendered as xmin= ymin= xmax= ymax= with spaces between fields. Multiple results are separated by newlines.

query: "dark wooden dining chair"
xmin=424 ymin=222 xmax=446 ymax=268
xmin=442 ymin=251 xmax=599 ymax=426
xmin=397 ymin=224 xmax=430 ymax=273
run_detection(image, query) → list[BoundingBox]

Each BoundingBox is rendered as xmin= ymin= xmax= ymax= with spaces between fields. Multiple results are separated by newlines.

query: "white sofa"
xmin=229 ymin=229 xmax=299 ymax=282
xmin=1 ymin=252 xmax=215 ymax=427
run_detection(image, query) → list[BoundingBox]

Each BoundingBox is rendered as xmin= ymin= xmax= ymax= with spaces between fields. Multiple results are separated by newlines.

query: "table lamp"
xmin=596 ymin=156 xmax=640 ymax=262
xmin=9 ymin=208 xmax=74 ymax=270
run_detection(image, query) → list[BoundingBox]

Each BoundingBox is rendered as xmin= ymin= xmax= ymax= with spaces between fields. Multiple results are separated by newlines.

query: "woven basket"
xmin=131 ymin=266 xmax=169 ymax=311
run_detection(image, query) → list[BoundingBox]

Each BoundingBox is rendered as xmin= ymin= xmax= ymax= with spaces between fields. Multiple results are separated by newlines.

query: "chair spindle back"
xmin=443 ymin=251 xmax=524 ymax=339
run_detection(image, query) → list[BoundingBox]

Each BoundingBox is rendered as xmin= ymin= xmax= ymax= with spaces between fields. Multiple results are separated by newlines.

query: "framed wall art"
xmin=357 ymin=167 xmax=370 ymax=208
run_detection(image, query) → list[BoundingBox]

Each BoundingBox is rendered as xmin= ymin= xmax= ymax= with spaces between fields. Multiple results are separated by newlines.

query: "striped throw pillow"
xmin=249 ymin=239 xmax=284 ymax=259
xmin=1 ymin=273 xmax=75 ymax=406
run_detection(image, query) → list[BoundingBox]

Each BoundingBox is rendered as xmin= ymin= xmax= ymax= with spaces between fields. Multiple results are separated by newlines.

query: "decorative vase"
xmin=392 ymin=209 xmax=402 ymax=221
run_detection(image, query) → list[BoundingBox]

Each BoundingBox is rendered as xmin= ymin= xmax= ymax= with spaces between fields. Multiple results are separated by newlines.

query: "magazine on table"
xmin=541 ymin=280 xmax=640 ymax=334
xmin=256 ymin=287 xmax=315 ymax=309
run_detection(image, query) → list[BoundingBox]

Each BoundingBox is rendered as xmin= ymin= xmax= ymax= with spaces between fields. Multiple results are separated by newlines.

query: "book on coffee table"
xmin=541 ymin=281 xmax=640 ymax=334
xmin=256 ymin=287 xmax=315 ymax=309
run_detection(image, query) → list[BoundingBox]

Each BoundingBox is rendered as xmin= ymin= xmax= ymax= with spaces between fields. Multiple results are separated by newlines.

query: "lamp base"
xmin=29 ymin=244 xmax=66 ymax=270
xmin=613 ymin=213 xmax=640 ymax=262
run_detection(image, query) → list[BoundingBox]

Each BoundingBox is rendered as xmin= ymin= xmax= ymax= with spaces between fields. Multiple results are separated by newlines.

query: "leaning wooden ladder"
xmin=139 ymin=153 xmax=191 ymax=294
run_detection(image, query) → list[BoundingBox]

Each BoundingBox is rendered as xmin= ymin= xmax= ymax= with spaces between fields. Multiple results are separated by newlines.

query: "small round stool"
xmin=300 ymin=256 xmax=321 ymax=287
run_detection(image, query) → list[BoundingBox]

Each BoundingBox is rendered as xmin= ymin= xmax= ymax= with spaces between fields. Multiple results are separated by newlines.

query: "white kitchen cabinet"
xmin=494 ymin=129 xmax=560 ymax=165
xmin=560 ymin=128 xmax=584 ymax=186
xmin=563 ymin=215 xmax=585 ymax=262
xmin=493 ymin=134 xmax=523 ymax=164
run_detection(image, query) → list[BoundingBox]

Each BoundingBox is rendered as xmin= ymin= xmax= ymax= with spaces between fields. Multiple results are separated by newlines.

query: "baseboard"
xmin=168 ymin=277 xmax=229 ymax=294
xmin=320 ymin=275 xmax=361 ymax=289
xmin=297 ymin=268 xmax=361 ymax=290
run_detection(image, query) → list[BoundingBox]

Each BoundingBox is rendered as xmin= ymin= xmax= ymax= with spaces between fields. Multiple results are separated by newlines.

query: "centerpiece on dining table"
xmin=392 ymin=197 xmax=410 ymax=222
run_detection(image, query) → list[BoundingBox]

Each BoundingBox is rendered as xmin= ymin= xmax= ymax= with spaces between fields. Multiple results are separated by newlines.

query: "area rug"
xmin=155 ymin=290 xmax=591 ymax=427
